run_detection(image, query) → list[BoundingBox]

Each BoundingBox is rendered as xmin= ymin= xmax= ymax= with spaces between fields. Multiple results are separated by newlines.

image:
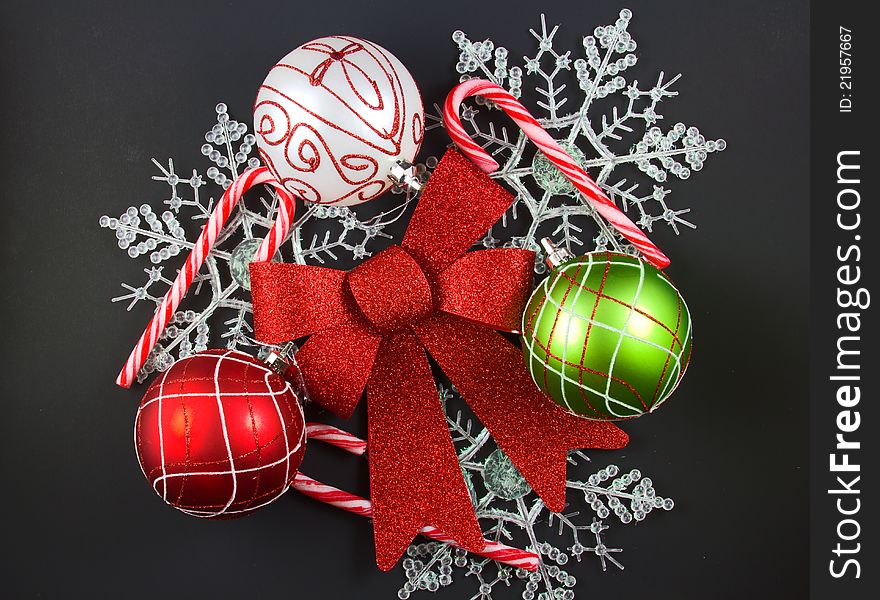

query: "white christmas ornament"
xmin=254 ymin=36 xmax=424 ymax=206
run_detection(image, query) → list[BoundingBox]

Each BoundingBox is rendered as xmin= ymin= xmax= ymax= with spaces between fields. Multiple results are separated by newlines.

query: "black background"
xmin=1 ymin=1 xmax=810 ymax=598
xmin=809 ymin=3 xmax=875 ymax=598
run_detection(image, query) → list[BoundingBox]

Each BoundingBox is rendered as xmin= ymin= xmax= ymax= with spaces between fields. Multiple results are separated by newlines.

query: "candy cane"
xmin=116 ymin=167 xmax=297 ymax=388
xmin=444 ymin=79 xmax=670 ymax=269
xmin=304 ymin=422 xmax=367 ymax=456
xmin=295 ymin=424 xmax=540 ymax=571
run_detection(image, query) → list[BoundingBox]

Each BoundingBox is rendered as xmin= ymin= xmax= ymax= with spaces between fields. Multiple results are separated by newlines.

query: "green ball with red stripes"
xmin=521 ymin=252 xmax=692 ymax=420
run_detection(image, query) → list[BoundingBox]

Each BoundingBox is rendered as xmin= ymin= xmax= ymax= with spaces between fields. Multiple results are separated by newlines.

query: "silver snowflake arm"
xmin=567 ymin=465 xmax=674 ymax=524
xmin=439 ymin=10 xmax=725 ymax=265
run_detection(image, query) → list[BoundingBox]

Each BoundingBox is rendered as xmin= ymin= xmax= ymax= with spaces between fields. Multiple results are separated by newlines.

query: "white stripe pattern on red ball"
xmin=134 ymin=350 xmax=305 ymax=518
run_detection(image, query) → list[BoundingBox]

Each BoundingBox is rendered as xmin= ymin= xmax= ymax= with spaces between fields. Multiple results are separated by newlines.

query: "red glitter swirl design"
xmin=254 ymin=36 xmax=424 ymax=206
xmin=412 ymin=112 xmax=424 ymax=146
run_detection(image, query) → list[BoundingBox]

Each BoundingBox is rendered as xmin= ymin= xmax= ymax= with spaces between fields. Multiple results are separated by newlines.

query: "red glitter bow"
xmin=250 ymin=149 xmax=629 ymax=570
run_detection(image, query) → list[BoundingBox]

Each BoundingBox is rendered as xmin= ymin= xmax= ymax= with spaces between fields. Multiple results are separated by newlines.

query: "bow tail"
xmin=295 ymin=325 xmax=381 ymax=418
xmin=367 ymin=331 xmax=485 ymax=570
xmin=415 ymin=314 xmax=629 ymax=513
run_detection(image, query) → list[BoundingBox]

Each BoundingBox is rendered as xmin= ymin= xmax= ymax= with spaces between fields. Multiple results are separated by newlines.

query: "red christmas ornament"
xmin=134 ymin=349 xmax=306 ymax=519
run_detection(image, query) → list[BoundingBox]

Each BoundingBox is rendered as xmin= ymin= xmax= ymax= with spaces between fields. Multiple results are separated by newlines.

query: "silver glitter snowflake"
xmin=397 ymin=385 xmax=672 ymax=600
xmin=427 ymin=9 xmax=725 ymax=274
xmin=100 ymin=103 xmax=418 ymax=382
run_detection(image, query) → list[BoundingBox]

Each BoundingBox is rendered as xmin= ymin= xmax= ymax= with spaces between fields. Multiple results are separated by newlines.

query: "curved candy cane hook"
xmin=116 ymin=167 xmax=297 ymax=388
xmin=444 ymin=79 xmax=670 ymax=269
xmin=295 ymin=423 xmax=540 ymax=571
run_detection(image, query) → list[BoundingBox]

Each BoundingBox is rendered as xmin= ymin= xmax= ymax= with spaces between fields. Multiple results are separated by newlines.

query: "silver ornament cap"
xmin=263 ymin=341 xmax=296 ymax=375
xmin=540 ymin=237 xmax=574 ymax=269
xmin=388 ymin=160 xmax=423 ymax=193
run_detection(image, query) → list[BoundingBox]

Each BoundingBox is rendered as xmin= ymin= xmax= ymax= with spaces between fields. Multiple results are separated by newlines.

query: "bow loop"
xmin=436 ymin=248 xmax=534 ymax=333
xmin=250 ymin=262 xmax=362 ymax=342
xmin=402 ymin=149 xmax=516 ymax=280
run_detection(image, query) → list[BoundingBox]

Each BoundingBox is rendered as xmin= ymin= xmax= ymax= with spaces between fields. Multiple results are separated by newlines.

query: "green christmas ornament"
xmin=521 ymin=239 xmax=692 ymax=420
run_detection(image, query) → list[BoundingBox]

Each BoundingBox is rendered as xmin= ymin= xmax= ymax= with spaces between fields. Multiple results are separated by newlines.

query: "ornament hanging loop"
xmin=442 ymin=79 xmax=670 ymax=269
xmin=116 ymin=167 xmax=297 ymax=388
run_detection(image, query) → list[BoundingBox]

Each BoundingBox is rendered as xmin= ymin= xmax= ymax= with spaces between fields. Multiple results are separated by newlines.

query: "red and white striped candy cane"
xmin=444 ymin=79 xmax=670 ymax=269
xmin=304 ymin=422 xmax=367 ymax=456
xmin=294 ymin=424 xmax=540 ymax=571
xmin=116 ymin=167 xmax=297 ymax=388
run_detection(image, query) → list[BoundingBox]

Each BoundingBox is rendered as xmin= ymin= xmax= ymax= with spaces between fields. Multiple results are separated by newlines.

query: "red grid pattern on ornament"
xmin=652 ymin=318 xmax=693 ymax=411
xmin=135 ymin=351 xmax=305 ymax=518
xmin=523 ymin=254 xmax=687 ymax=419
xmin=578 ymin=256 xmax=614 ymax=416
xmin=539 ymin=260 xmax=585 ymax=398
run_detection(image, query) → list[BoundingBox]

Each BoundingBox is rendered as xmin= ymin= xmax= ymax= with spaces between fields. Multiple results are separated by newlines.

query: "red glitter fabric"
xmin=414 ymin=314 xmax=629 ymax=512
xmin=435 ymin=249 xmax=534 ymax=333
xmin=347 ymin=245 xmax=434 ymax=331
xmin=368 ymin=333 xmax=484 ymax=569
xmin=135 ymin=350 xmax=306 ymax=519
xmin=295 ymin=326 xmax=380 ymax=418
xmin=402 ymin=148 xmax=517 ymax=281
xmin=250 ymin=148 xmax=628 ymax=570
xmin=250 ymin=263 xmax=360 ymax=340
